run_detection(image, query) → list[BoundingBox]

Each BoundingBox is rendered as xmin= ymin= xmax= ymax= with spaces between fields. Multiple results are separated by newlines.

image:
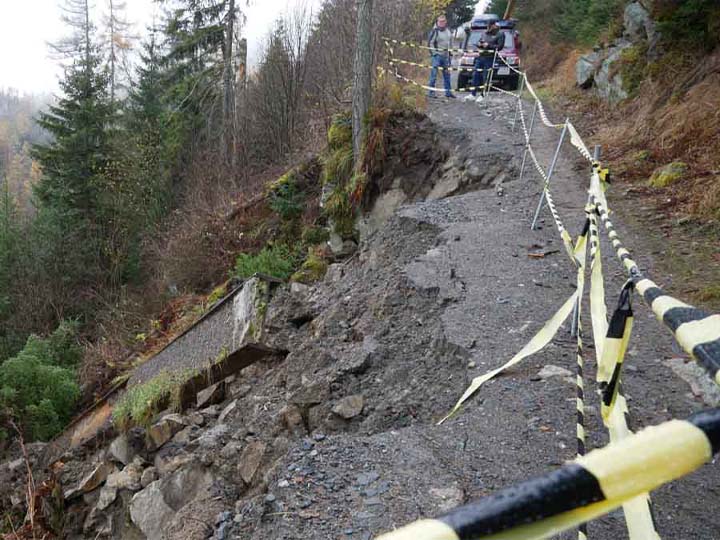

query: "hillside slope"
xmin=3 ymin=90 xmax=719 ymax=539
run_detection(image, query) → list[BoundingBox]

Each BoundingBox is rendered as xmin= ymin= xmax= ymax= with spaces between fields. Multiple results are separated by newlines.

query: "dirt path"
xmin=227 ymin=95 xmax=720 ymax=540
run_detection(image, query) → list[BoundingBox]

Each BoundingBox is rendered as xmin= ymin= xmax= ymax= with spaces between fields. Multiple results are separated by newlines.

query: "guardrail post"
xmin=518 ymin=101 xmax=537 ymax=183
xmin=531 ymin=119 xmax=569 ymax=230
xmin=485 ymin=49 xmax=498 ymax=98
xmin=511 ymin=76 xmax=526 ymax=132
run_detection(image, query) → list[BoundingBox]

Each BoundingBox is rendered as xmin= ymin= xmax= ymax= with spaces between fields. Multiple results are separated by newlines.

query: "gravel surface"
xmin=214 ymin=95 xmax=720 ymax=539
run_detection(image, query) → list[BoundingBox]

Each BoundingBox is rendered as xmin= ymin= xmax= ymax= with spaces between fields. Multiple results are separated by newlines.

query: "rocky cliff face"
xmin=576 ymin=1 xmax=659 ymax=102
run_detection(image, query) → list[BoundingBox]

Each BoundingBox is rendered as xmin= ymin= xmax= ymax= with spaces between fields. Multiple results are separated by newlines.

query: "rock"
xmin=108 ymin=434 xmax=132 ymax=465
xmin=427 ymin=168 xmax=462 ymax=200
xmin=329 ymin=234 xmax=358 ymax=258
xmin=172 ymin=424 xmax=199 ymax=445
xmin=96 ymin=485 xmax=118 ymax=511
xmin=200 ymin=404 xmax=221 ymax=418
xmin=141 ymin=466 xmax=158 ymax=488
xmin=290 ymin=282 xmax=311 ymax=295
xmin=64 ymin=461 xmax=117 ymax=499
xmin=106 ymin=459 xmax=143 ymax=491
xmin=624 ymin=1 xmax=657 ymax=44
xmin=430 ymin=486 xmax=465 ymax=513
xmin=357 ymin=189 xmax=408 ymax=240
xmin=147 ymin=414 xmax=186 ymax=452
xmin=218 ymin=399 xmax=238 ymax=424
xmin=325 ymin=263 xmax=344 ymax=283
xmin=220 ymin=441 xmax=243 ymax=459
xmin=648 ymin=162 xmax=687 ymax=188
xmin=279 ymin=403 xmax=306 ymax=435
xmin=197 ymin=423 xmax=231 ymax=449
xmin=196 ymin=381 xmax=226 ymax=409
xmin=238 ymin=440 xmax=267 ymax=485
xmin=536 ymin=365 xmax=573 ymax=380
xmin=130 ymin=481 xmax=175 ymax=540
xmin=594 ymin=41 xmax=632 ymax=103
xmin=154 ymin=444 xmax=194 ymax=476
xmin=576 ymin=50 xmax=602 ymax=88
xmin=332 ymin=394 xmax=364 ymax=419
xmin=187 ymin=411 xmax=205 ymax=426
xmin=356 ymin=471 xmax=379 ymax=486
xmin=465 ymin=164 xmax=483 ymax=183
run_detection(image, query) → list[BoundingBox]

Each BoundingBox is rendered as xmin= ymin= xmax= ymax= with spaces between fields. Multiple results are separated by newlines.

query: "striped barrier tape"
xmin=389 ymin=57 xmax=492 ymax=74
xmin=376 ymin=408 xmax=720 ymax=540
xmin=386 ymin=63 xmax=492 ymax=95
xmin=588 ymin=170 xmax=720 ymax=385
xmin=383 ymin=37 xmax=470 ymax=55
xmin=586 ymin=197 xmax=660 ymax=539
xmin=573 ymin=216 xmax=590 ymax=540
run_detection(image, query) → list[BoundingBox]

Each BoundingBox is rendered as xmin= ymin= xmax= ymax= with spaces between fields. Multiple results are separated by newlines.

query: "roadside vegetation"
xmin=0 ymin=0 xmax=473 ymax=449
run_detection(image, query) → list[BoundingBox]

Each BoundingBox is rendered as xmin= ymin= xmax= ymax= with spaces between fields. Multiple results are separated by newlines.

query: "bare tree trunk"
xmin=108 ymin=0 xmax=116 ymax=104
xmin=223 ymin=0 xmax=236 ymax=168
xmin=352 ymin=0 xmax=373 ymax=167
xmin=503 ymin=0 xmax=517 ymax=19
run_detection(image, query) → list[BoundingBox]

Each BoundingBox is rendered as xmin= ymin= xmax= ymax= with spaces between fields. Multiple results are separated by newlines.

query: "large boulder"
xmin=624 ymin=2 xmax=656 ymax=42
xmin=576 ymin=50 xmax=603 ymax=89
xmin=146 ymin=414 xmax=187 ymax=451
xmin=129 ymin=481 xmax=175 ymax=540
xmin=594 ymin=41 xmax=632 ymax=103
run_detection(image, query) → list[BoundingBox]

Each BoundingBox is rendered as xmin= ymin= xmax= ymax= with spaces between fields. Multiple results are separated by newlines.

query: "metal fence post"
xmin=511 ymin=75 xmax=526 ymax=132
xmin=531 ymin=119 xmax=569 ymax=230
xmin=518 ymin=101 xmax=538 ymax=183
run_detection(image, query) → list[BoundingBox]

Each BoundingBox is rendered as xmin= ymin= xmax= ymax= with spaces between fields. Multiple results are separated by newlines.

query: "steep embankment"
xmin=3 ymin=89 xmax=719 ymax=539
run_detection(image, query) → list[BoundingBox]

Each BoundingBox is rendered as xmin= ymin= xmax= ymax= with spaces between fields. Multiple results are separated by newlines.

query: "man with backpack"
xmin=427 ymin=15 xmax=456 ymax=99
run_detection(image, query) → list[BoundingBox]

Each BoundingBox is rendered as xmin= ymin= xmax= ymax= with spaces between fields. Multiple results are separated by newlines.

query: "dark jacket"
xmin=477 ymin=29 xmax=505 ymax=55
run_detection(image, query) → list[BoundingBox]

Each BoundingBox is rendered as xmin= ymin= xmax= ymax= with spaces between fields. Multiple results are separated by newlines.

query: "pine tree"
xmin=31 ymin=0 xmax=116 ymax=318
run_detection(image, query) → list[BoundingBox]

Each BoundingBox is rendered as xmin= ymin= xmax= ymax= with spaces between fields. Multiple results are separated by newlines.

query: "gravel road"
xmin=233 ymin=94 xmax=720 ymax=540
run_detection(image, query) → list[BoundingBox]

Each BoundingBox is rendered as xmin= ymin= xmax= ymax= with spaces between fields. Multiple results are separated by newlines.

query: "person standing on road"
xmin=468 ymin=21 xmax=505 ymax=102
xmin=427 ymin=15 xmax=456 ymax=99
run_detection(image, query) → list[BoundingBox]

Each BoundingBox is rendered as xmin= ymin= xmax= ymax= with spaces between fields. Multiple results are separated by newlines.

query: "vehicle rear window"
xmin=467 ymin=30 xmax=485 ymax=49
xmin=502 ymin=30 xmax=516 ymax=52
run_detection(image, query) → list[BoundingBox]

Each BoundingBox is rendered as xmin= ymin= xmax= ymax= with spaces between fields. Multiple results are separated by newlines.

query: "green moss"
xmin=322 ymin=146 xmax=354 ymax=186
xmin=648 ymin=162 xmax=688 ymax=188
xmin=291 ymin=249 xmax=328 ymax=284
xmin=112 ymin=369 xmax=195 ymax=430
xmin=327 ymin=113 xmax=352 ymax=150
xmin=633 ymin=150 xmax=650 ymax=162
xmin=206 ymin=283 xmax=227 ymax=308
xmin=618 ymin=44 xmax=647 ymax=95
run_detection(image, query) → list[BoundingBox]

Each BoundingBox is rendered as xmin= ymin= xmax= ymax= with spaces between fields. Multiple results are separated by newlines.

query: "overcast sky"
xmin=0 ymin=0 xmax=489 ymax=94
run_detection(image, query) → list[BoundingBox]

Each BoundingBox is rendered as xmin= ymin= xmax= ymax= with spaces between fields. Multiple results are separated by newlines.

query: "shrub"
xmin=656 ymin=0 xmax=720 ymax=52
xmin=0 ymin=322 xmax=82 ymax=440
xmin=267 ymin=171 xmax=305 ymax=221
xmin=234 ymin=244 xmax=298 ymax=281
xmin=301 ymin=225 xmax=330 ymax=246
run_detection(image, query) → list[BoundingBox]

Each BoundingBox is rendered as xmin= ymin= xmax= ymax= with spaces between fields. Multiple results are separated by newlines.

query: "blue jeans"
xmin=428 ymin=54 xmax=452 ymax=97
xmin=472 ymin=55 xmax=495 ymax=96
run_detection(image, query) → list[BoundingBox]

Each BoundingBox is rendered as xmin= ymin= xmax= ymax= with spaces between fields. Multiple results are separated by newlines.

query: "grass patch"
xmin=234 ymin=244 xmax=298 ymax=281
xmin=112 ymin=369 xmax=193 ymax=430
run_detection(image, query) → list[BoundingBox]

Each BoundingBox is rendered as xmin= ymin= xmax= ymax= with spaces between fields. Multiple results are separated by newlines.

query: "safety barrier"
xmin=377 ymin=409 xmax=720 ymax=540
xmin=379 ymin=37 xmax=720 ymax=540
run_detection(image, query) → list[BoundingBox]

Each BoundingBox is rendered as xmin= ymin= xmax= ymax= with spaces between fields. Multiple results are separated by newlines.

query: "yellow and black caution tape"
xmin=377 ymin=408 xmax=720 ymax=540
xmin=588 ymin=170 xmax=720 ymax=385
xmin=586 ymin=199 xmax=660 ymax=540
xmin=386 ymin=63 xmax=491 ymax=95
xmin=389 ymin=57 xmax=491 ymax=74
xmin=382 ymin=37 xmax=469 ymax=56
